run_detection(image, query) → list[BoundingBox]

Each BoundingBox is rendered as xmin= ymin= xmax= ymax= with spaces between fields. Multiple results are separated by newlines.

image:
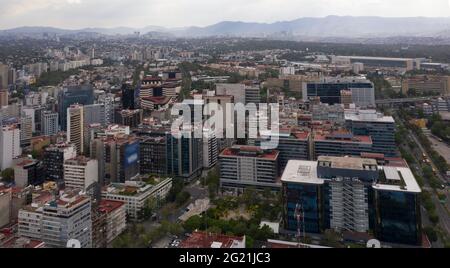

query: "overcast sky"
xmin=1 ymin=0 xmax=450 ymax=29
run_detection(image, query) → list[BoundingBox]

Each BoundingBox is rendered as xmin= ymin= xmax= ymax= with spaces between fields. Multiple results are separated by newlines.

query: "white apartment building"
xmin=0 ymin=125 xmax=22 ymax=170
xmin=102 ymin=179 xmax=172 ymax=221
xmin=64 ymin=156 xmax=98 ymax=191
xmin=18 ymin=190 xmax=92 ymax=248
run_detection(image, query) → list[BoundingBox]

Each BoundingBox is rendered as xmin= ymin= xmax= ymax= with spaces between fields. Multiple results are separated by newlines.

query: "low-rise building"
xmin=101 ymin=178 xmax=172 ymax=221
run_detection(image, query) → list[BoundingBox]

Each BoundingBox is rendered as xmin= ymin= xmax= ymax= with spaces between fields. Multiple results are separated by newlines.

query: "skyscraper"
xmin=0 ymin=63 xmax=9 ymax=89
xmin=0 ymin=125 xmax=22 ymax=170
xmin=41 ymin=111 xmax=59 ymax=136
xmin=67 ymin=104 xmax=85 ymax=154
xmin=58 ymin=85 xmax=94 ymax=131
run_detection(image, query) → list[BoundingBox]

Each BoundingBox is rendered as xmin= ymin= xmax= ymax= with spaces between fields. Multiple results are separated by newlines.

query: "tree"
xmin=175 ymin=191 xmax=191 ymax=207
xmin=1 ymin=168 xmax=14 ymax=183
xmin=424 ymin=227 xmax=438 ymax=242
xmin=183 ymin=215 xmax=203 ymax=232
xmin=323 ymin=229 xmax=342 ymax=248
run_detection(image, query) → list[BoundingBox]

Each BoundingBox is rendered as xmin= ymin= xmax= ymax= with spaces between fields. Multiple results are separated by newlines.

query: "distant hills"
xmin=3 ymin=16 xmax=450 ymax=39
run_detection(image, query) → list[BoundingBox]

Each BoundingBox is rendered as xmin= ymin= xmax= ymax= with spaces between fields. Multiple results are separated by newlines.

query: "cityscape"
xmin=1 ymin=0 xmax=450 ymax=251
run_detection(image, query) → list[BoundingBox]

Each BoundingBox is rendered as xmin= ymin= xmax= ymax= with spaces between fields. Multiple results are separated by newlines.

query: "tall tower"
xmin=67 ymin=104 xmax=84 ymax=155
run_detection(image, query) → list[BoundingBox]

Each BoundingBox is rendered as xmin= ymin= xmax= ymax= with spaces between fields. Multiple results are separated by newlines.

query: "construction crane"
xmin=294 ymin=203 xmax=305 ymax=248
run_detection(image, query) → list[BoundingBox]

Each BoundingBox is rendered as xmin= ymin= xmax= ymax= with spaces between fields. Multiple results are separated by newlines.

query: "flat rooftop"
xmin=220 ymin=145 xmax=279 ymax=161
xmin=179 ymin=232 xmax=244 ymax=249
xmin=281 ymin=160 xmax=324 ymax=185
xmin=318 ymin=156 xmax=378 ymax=171
xmin=345 ymin=110 xmax=395 ymax=123
xmin=374 ymin=166 xmax=422 ymax=193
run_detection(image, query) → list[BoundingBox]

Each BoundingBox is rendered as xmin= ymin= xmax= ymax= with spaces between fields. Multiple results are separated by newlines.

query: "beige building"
xmin=402 ymin=75 xmax=450 ymax=96
xmin=67 ymin=104 xmax=84 ymax=154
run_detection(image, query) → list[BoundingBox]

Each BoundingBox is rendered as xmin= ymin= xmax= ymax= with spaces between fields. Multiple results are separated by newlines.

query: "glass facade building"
xmin=58 ymin=85 xmax=94 ymax=131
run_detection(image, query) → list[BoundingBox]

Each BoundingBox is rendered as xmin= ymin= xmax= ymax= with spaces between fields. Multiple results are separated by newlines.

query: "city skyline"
xmin=1 ymin=0 xmax=450 ymax=30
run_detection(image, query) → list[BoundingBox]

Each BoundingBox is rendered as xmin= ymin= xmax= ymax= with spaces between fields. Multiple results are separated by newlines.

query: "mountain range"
xmin=3 ymin=16 xmax=450 ymax=38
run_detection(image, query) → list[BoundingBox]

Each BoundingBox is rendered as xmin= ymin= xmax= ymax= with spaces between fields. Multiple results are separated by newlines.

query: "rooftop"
xmin=281 ymin=160 xmax=324 ymax=185
xmin=318 ymin=156 xmax=378 ymax=171
xmin=374 ymin=166 xmax=422 ymax=193
xmin=98 ymin=200 xmax=125 ymax=214
xmin=179 ymin=232 xmax=245 ymax=249
xmin=220 ymin=145 xmax=279 ymax=161
xmin=345 ymin=109 xmax=395 ymax=123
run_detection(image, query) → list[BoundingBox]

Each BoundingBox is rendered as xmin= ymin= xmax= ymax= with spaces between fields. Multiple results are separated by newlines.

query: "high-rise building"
xmin=255 ymin=130 xmax=310 ymax=171
xmin=203 ymin=129 xmax=218 ymax=170
xmin=121 ymin=83 xmax=139 ymax=110
xmin=167 ymin=131 xmax=203 ymax=181
xmin=216 ymin=83 xmax=246 ymax=104
xmin=139 ymin=136 xmax=167 ymax=176
xmin=90 ymin=134 xmax=140 ymax=185
xmin=0 ymin=63 xmax=9 ymax=89
xmin=67 ymin=104 xmax=84 ymax=154
xmin=313 ymin=131 xmax=373 ymax=159
xmin=20 ymin=113 xmax=33 ymax=148
xmin=345 ymin=109 xmax=397 ymax=157
xmin=219 ymin=145 xmax=280 ymax=193
xmin=41 ymin=111 xmax=59 ymax=136
xmin=58 ymin=85 xmax=94 ymax=131
xmin=245 ymin=85 xmax=261 ymax=105
xmin=98 ymin=93 xmax=116 ymax=125
xmin=18 ymin=190 xmax=92 ymax=248
xmin=0 ymin=89 xmax=8 ymax=107
xmin=281 ymin=156 xmax=422 ymax=245
xmin=64 ymin=156 xmax=99 ymax=191
xmin=13 ymin=158 xmax=44 ymax=187
xmin=43 ymin=143 xmax=77 ymax=183
xmin=0 ymin=125 xmax=22 ymax=170
xmin=115 ymin=109 xmax=142 ymax=129
xmin=304 ymin=77 xmax=375 ymax=107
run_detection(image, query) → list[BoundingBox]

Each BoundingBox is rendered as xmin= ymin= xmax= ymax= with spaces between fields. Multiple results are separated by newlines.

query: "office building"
xmin=0 ymin=90 xmax=8 ymax=107
xmin=167 ymin=131 xmax=203 ymax=181
xmin=313 ymin=131 xmax=373 ymax=159
xmin=219 ymin=145 xmax=280 ymax=193
xmin=345 ymin=110 xmax=397 ymax=157
xmin=41 ymin=111 xmax=59 ymax=136
xmin=373 ymin=166 xmax=422 ymax=245
xmin=332 ymin=56 xmax=416 ymax=71
xmin=115 ymin=109 xmax=142 ymax=129
xmin=20 ymin=113 xmax=33 ymax=148
xmin=256 ymin=130 xmax=310 ymax=171
xmin=216 ymin=83 xmax=246 ymax=104
xmin=18 ymin=190 xmax=92 ymax=248
xmin=0 ymin=125 xmax=22 ymax=170
xmin=121 ymin=83 xmax=139 ymax=110
xmin=67 ymin=104 xmax=85 ymax=154
xmin=304 ymin=77 xmax=375 ymax=107
xmin=14 ymin=158 xmax=44 ymax=187
xmin=245 ymin=85 xmax=261 ymax=104
xmin=102 ymin=179 xmax=172 ymax=221
xmin=90 ymin=134 xmax=140 ymax=185
xmin=281 ymin=156 xmax=422 ymax=245
xmin=0 ymin=63 xmax=9 ymax=88
xmin=311 ymin=103 xmax=345 ymax=124
xmin=43 ymin=143 xmax=77 ymax=182
xmin=203 ymin=129 xmax=218 ymax=169
xmin=139 ymin=136 xmax=167 ymax=176
xmin=64 ymin=156 xmax=99 ymax=191
xmin=58 ymin=85 xmax=94 ymax=131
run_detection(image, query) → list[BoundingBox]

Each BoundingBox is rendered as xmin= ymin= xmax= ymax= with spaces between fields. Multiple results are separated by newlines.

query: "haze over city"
xmin=1 ymin=0 xmax=450 ymax=29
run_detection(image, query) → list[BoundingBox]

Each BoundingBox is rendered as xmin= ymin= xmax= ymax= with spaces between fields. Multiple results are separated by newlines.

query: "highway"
xmin=396 ymin=113 xmax=450 ymax=238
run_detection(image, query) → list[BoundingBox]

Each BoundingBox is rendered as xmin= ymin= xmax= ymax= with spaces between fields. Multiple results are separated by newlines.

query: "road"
xmin=426 ymin=133 xmax=450 ymax=167
xmin=396 ymin=113 xmax=450 ymax=238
